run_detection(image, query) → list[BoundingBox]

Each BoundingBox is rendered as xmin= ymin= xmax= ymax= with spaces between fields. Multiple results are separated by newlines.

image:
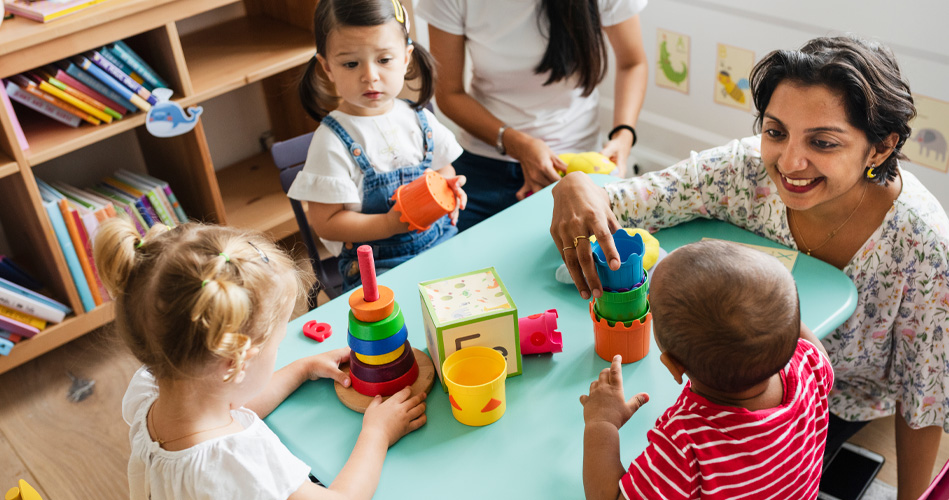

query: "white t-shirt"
xmin=417 ymin=0 xmax=647 ymax=160
xmin=122 ymin=367 xmax=312 ymax=500
xmin=287 ymin=100 xmax=463 ymax=256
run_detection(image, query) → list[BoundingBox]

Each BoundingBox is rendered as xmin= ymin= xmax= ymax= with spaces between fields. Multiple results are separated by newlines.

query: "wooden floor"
xmin=1 ymin=321 xmax=947 ymax=498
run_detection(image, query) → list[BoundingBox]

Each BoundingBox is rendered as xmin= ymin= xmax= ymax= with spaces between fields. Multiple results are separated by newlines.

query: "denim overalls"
xmin=321 ymin=107 xmax=457 ymax=291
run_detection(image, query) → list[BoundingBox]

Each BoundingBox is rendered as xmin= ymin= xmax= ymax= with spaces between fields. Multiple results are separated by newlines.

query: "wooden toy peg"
xmin=357 ymin=245 xmax=378 ymax=302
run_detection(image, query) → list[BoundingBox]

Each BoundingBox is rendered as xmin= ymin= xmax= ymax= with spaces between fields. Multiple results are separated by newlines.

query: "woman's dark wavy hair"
xmin=299 ymin=0 xmax=435 ymax=121
xmin=535 ymin=0 xmax=609 ymax=97
xmin=750 ymin=35 xmax=916 ymax=184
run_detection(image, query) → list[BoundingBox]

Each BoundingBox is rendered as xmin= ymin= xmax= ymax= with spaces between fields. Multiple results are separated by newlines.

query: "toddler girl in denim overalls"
xmin=288 ymin=0 xmax=466 ymax=291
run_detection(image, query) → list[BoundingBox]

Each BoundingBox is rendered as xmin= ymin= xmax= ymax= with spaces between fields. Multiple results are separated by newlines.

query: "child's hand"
xmin=385 ymin=204 xmax=411 ymax=236
xmin=445 ymin=175 xmax=467 ymax=225
xmin=304 ymin=347 xmax=352 ymax=387
xmin=579 ymin=355 xmax=649 ymax=430
xmin=362 ymin=386 xmax=427 ymax=446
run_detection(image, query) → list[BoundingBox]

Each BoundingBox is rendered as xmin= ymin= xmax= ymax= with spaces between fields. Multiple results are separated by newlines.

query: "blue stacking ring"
xmin=348 ymin=324 xmax=409 ymax=356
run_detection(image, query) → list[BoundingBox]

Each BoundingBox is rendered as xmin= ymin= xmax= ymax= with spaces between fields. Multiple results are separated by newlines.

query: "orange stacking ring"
xmin=589 ymin=301 xmax=651 ymax=364
xmin=349 ymin=285 xmax=395 ymax=323
xmin=390 ymin=170 xmax=456 ymax=232
xmin=349 ymin=341 xmax=416 ymax=383
xmin=350 ymin=357 xmax=420 ymax=397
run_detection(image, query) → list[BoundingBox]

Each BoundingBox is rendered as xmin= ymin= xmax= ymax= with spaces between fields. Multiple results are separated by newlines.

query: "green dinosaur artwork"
xmin=659 ymin=39 xmax=688 ymax=84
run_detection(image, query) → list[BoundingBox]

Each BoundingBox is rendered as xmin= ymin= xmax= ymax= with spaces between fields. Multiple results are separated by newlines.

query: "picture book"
xmin=27 ymin=72 xmax=110 ymax=123
xmin=57 ymin=196 xmax=103 ymax=305
xmin=0 ymin=278 xmax=67 ymax=323
xmin=73 ymin=56 xmax=150 ymax=111
xmin=3 ymin=0 xmax=109 ymax=23
xmin=4 ymin=79 xmax=81 ymax=127
xmin=0 ymin=81 xmax=28 ymax=150
xmin=52 ymin=68 xmax=127 ymax=116
xmin=108 ymin=40 xmax=168 ymax=91
xmin=118 ymin=169 xmax=187 ymax=222
xmin=36 ymin=179 xmax=95 ymax=313
xmin=0 ymin=313 xmax=41 ymax=339
xmin=11 ymin=74 xmax=100 ymax=126
xmin=39 ymin=66 xmax=122 ymax=121
xmin=113 ymin=170 xmax=176 ymax=226
xmin=97 ymin=47 xmax=145 ymax=89
xmin=0 ymin=304 xmax=46 ymax=330
xmin=87 ymin=51 xmax=156 ymax=106
xmin=0 ymin=255 xmax=44 ymax=291
xmin=89 ymin=186 xmax=147 ymax=235
xmin=96 ymin=182 xmax=156 ymax=228
xmin=101 ymin=176 xmax=160 ymax=226
xmin=61 ymin=62 xmax=136 ymax=114
xmin=0 ymin=275 xmax=70 ymax=320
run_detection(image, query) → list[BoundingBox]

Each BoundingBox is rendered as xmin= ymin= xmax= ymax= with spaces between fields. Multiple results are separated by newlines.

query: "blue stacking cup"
xmin=591 ymin=230 xmax=645 ymax=291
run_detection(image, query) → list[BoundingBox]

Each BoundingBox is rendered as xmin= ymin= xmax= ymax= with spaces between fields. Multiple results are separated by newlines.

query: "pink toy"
xmin=357 ymin=245 xmax=378 ymax=301
xmin=518 ymin=309 xmax=562 ymax=355
xmin=303 ymin=321 xmax=332 ymax=342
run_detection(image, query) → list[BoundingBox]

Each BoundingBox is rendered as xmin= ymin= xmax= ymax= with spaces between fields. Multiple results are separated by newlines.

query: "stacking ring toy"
xmin=355 ymin=344 xmax=406 ymax=365
xmin=348 ymin=324 xmax=408 ymax=356
xmin=349 ymin=341 xmax=415 ymax=383
xmin=349 ymin=359 xmax=420 ymax=397
xmin=348 ymin=303 xmax=404 ymax=341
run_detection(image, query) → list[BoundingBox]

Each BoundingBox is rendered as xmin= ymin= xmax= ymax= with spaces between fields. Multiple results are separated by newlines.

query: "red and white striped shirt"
xmin=621 ymin=339 xmax=833 ymax=500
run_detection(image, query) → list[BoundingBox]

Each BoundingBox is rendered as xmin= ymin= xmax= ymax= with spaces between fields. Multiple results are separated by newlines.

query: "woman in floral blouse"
xmin=551 ymin=35 xmax=949 ymax=500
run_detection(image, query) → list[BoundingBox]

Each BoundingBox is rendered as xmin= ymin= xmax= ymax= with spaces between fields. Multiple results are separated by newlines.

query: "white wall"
xmin=617 ymin=0 xmax=949 ymax=208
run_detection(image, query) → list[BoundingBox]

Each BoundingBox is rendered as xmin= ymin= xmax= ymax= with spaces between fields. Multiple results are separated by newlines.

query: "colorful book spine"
xmin=109 ymin=41 xmax=169 ymax=91
xmin=89 ymin=186 xmax=148 ymax=235
xmin=12 ymin=75 xmax=100 ymax=126
xmin=0 ymin=304 xmax=46 ymax=330
xmin=0 ymin=275 xmax=70 ymax=316
xmin=37 ymin=80 xmax=109 ymax=124
xmin=47 ymin=76 xmax=121 ymax=121
xmin=74 ymin=56 xmax=150 ymax=111
xmin=0 ymin=314 xmax=40 ymax=339
xmin=54 ymin=69 xmax=127 ymax=116
xmin=113 ymin=171 xmax=175 ymax=226
xmin=69 ymin=207 xmax=109 ymax=304
xmin=88 ymin=51 xmax=157 ymax=106
xmin=98 ymin=47 xmax=146 ymax=88
xmin=102 ymin=177 xmax=160 ymax=226
xmin=0 ymin=284 xmax=66 ymax=323
xmin=0 ymin=82 xmax=29 ymax=150
xmin=63 ymin=63 xmax=136 ymax=114
xmin=4 ymin=80 xmax=81 ymax=127
xmin=0 ymin=330 xmax=23 ymax=343
xmin=120 ymin=170 xmax=188 ymax=223
xmin=58 ymin=199 xmax=103 ymax=306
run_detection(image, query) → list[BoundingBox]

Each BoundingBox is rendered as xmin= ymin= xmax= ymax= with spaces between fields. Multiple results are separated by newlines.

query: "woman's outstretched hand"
xmin=506 ymin=130 xmax=566 ymax=200
xmin=550 ymin=172 xmax=622 ymax=300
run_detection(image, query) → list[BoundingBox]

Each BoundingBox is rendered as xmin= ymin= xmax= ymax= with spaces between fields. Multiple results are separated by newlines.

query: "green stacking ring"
xmin=348 ymin=302 xmax=405 ymax=341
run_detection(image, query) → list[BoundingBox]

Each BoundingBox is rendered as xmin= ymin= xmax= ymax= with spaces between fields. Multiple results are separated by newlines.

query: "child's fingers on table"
xmin=609 ymin=355 xmax=624 ymax=385
xmin=626 ymin=392 xmax=649 ymax=414
xmin=579 ymin=394 xmax=589 ymax=405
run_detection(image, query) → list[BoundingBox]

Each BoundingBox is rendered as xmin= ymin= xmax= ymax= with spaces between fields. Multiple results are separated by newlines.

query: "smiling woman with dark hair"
xmin=551 ymin=35 xmax=949 ymax=500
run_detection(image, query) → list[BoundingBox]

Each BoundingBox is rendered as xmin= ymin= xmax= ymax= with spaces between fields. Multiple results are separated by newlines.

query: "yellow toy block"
xmin=557 ymin=152 xmax=617 ymax=177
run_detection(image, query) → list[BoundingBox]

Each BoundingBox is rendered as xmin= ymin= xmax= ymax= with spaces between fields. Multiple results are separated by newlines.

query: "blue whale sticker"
xmin=145 ymin=88 xmax=203 ymax=137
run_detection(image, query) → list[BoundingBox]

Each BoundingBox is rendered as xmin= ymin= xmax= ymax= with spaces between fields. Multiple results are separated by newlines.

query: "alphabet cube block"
xmin=419 ymin=267 xmax=521 ymax=390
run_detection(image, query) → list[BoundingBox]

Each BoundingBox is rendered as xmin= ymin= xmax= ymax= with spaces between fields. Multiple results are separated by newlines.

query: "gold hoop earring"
xmin=866 ymin=163 xmax=877 ymax=179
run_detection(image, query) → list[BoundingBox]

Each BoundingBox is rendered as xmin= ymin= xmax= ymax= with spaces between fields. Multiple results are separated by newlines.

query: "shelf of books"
xmin=0 ymin=302 xmax=114 ymax=374
xmin=179 ymin=16 xmax=313 ymax=105
xmin=217 ymin=151 xmax=301 ymax=241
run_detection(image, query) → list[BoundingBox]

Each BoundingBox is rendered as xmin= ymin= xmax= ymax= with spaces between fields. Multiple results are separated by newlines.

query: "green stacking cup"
xmin=594 ymin=270 xmax=649 ymax=322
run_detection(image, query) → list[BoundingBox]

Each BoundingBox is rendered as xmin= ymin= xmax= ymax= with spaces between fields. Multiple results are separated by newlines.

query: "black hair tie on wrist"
xmin=608 ymin=125 xmax=637 ymax=148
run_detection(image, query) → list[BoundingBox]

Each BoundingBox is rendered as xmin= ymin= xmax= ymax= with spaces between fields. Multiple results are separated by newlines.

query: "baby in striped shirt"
xmin=581 ymin=240 xmax=833 ymax=500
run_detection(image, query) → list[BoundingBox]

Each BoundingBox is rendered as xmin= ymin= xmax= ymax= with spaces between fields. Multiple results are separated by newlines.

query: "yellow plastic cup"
xmin=442 ymin=346 xmax=507 ymax=426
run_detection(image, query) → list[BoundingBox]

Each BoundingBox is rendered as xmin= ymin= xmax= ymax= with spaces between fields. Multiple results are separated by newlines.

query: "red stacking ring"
xmin=350 ymin=358 xmax=420 ymax=397
xmin=349 ymin=341 xmax=415 ymax=383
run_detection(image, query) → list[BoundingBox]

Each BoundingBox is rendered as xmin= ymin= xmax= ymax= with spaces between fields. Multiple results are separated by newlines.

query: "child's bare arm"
xmin=287 ymin=387 xmax=426 ymax=500
xmin=246 ymin=348 xmax=352 ymax=418
xmin=306 ymin=201 xmax=409 ymax=242
xmin=799 ymin=323 xmax=830 ymax=360
xmin=580 ymin=355 xmax=649 ymax=500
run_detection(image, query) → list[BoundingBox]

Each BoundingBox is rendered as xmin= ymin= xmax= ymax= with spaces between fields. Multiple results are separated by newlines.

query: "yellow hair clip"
xmin=391 ymin=0 xmax=405 ymax=25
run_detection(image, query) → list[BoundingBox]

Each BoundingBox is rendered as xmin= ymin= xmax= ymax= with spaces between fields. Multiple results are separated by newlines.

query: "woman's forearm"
xmin=605 ymin=16 xmax=648 ymax=134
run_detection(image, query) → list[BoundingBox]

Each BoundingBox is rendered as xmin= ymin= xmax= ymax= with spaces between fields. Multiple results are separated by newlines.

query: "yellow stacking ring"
xmin=355 ymin=343 xmax=406 ymax=365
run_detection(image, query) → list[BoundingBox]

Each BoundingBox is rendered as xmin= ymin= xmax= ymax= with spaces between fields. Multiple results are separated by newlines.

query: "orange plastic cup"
xmin=391 ymin=170 xmax=456 ymax=232
xmin=589 ymin=301 xmax=651 ymax=364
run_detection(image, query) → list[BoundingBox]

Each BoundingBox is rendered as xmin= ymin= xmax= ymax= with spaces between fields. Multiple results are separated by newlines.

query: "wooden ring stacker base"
xmin=349 ymin=285 xmax=394 ymax=323
xmin=336 ymin=348 xmax=435 ymax=413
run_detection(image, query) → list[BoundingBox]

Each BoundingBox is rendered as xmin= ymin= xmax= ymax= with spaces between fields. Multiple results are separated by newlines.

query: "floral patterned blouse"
xmin=606 ymin=136 xmax=949 ymax=430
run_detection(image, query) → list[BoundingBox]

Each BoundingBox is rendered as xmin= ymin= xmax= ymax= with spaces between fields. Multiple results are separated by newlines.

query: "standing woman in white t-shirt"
xmin=417 ymin=0 xmax=648 ymax=231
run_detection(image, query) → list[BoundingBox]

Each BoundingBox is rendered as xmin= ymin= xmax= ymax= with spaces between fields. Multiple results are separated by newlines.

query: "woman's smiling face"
xmin=760 ymin=81 xmax=874 ymax=213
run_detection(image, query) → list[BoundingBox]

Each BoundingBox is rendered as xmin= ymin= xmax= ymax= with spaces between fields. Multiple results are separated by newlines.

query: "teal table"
xmin=267 ymin=177 xmax=857 ymax=499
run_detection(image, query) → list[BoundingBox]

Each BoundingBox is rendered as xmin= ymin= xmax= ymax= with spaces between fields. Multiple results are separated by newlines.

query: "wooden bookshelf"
xmin=217 ymin=151 xmax=300 ymax=241
xmin=0 ymin=158 xmax=17 ymax=179
xmin=0 ymin=0 xmax=320 ymax=374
